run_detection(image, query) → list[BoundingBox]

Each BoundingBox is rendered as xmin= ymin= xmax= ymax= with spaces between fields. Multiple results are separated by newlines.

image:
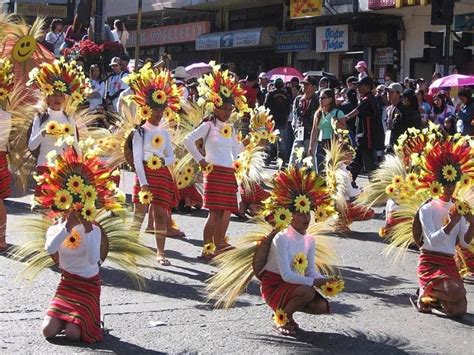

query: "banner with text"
xmin=316 ymin=25 xmax=349 ymax=53
xmin=290 ymin=0 xmax=322 ymax=19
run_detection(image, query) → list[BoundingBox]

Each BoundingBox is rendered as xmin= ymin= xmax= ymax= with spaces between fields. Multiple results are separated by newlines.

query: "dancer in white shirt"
xmin=124 ymin=64 xmax=183 ymax=266
xmin=183 ymin=64 xmax=250 ymax=260
xmin=415 ymin=138 xmax=473 ymax=316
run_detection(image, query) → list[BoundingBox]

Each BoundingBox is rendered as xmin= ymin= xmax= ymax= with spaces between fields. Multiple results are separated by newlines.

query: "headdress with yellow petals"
xmin=418 ymin=137 xmax=474 ymax=196
xmin=263 ymin=166 xmax=335 ymax=230
xmin=35 ymin=147 xmax=125 ymax=220
xmin=197 ymin=61 xmax=249 ymax=115
xmin=123 ymin=63 xmax=183 ymax=122
xmin=248 ymin=106 xmax=279 ymax=144
xmin=0 ymin=59 xmax=14 ymax=102
xmin=27 ymin=57 xmax=90 ymax=106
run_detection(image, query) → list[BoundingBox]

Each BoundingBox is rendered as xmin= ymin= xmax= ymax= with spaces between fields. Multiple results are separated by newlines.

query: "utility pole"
xmin=444 ymin=23 xmax=452 ymax=76
xmin=135 ymin=0 xmax=143 ymax=63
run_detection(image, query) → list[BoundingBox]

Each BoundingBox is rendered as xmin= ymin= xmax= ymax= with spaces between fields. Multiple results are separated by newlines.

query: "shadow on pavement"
xmin=46 ymin=333 xmax=163 ymax=354
xmin=247 ymin=328 xmax=412 ymax=353
xmin=330 ymin=301 xmax=362 ymax=317
xmin=340 ymin=266 xmax=413 ymax=307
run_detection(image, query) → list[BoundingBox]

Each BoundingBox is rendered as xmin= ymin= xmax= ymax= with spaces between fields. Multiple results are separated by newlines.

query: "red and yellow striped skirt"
xmin=0 ymin=152 xmax=10 ymax=199
xmin=133 ymin=165 xmax=179 ymax=210
xmin=239 ymin=182 xmax=270 ymax=205
xmin=179 ymin=184 xmax=203 ymax=206
xmin=47 ymin=271 xmax=102 ymax=343
xmin=417 ymin=251 xmax=461 ymax=295
xmin=203 ymin=165 xmax=238 ymax=213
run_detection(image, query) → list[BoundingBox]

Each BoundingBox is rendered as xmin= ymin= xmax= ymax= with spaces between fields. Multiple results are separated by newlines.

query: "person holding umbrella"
xmin=456 ymin=88 xmax=474 ymax=136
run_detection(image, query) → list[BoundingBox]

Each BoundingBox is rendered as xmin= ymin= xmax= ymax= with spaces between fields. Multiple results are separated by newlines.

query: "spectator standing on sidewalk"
xmin=265 ymin=78 xmax=292 ymax=163
xmin=45 ymin=19 xmax=65 ymax=57
xmin=105 ymin=57 xmax=128 ymax=113
xmin=289 ymin=75 xmax=319 ymax=165
xmin=257 ymin=72 xmax=269 ymax=106
xmin=456 ymin=88 xmax=474 ymax=136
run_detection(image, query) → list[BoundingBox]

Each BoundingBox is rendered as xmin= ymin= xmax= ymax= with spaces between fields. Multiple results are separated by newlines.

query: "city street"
xmin=1 ymin=172 xmax=473 ymax=354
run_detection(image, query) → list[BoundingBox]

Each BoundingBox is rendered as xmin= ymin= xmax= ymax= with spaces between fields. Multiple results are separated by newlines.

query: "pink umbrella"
xmin=185 ymin=62 xmax=212 ymax=78
xmin=429 ymin=74 xmax=474 ymax=89
xmin=266 ymin=67 xmax=304 ymax=82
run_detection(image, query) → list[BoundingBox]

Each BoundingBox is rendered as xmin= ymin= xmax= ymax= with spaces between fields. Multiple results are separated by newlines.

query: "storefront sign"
xmin=315 ymin=25 xmax=348 ymax=53
xmin=127 ymin=21 xmax=210 ymax=47
xmin=368 ymin=0 xmax=429 ymax=10
xmin=15 ymin=2 xmax=67 ymax=17
xmin=196 ymin=27 xmax=277 ymax=50
xmin=375 ymin=48 xmax=394 ymax=65
xmin=455 ymin=13 xmax=474 ymax=31
xmin=275 ymin=30 xmax=312 ymax=52
xmin=290 ymin=0 xmax=322 ymax=19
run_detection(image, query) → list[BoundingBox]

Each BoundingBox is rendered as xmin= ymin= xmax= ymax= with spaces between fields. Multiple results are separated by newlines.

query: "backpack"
xmin=27 ymin=112 xmax=50 ymax=160
xmin=124 ymin=126 xmax=145 ymax=171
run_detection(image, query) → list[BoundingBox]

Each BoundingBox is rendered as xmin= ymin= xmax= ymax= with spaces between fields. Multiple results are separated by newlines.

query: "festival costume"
xmin=207 ymin=167 xmax=343 ymax=331
xmin=239 ymin=182 xmax=270 ymax=206
xmin=45 ymin=223 xmax=102 ymax=343
xmin=0 ymin=109 xmax=12 ymax=199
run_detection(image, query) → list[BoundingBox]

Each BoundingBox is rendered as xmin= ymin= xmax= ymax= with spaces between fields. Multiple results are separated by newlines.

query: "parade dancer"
xmin=183 ymin=63 xmax=250 ymax=260
xmin=124 ymin=64 xmax=183 ymax=266
xmin=27 ymin=58 xmax=88 ymax=200
xmin=207 ymin=166 xmax=343 ymax=336
xmin=414 ymin=138 xmax=473 ymax=316
xmin=0 ymin=59 xmax=13 ymax=250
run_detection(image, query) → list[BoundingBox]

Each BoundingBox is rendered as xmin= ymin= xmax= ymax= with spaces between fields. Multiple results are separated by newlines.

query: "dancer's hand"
xmin=65 ymin=211 xmax=80 ymax=232
xmin=198 ymin=159 xmax=208 ymax=171
xmin=141 ymin=185 xmax=150 ymax=192
xmin=313 ymin=277 xmax=333 ymax=287
xmin=448 ymin=207 xmax=462 ymax=226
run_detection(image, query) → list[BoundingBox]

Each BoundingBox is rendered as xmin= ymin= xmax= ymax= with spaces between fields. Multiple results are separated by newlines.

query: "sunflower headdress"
xmin=197 ymin=61 xmax=249 ymax=116
xmin=418 ymin=136 xmax=474 ymax=198
xmin=35 ymin=147 xmax=125 ymax=220
xmin=248 ymin=105 xmax=278 ymax=144
xmin=27 ymin=57 xmax=90 ymax=107
xmin=0 ymin=58 xmax=14 ymax=103
xmin=263 ymin=166 xmax=335 ymax=230
xmin=123 ymin=63 xmax=183 ymax=122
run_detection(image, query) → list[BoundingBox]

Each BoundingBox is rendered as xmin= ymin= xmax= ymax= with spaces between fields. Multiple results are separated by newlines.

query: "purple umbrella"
xmin=429 ymin=74 xmax=474 ymax=89
xmin=266 ymin=67 xmax=304 ymax=82
xmin=185 ymin=62 xmax=212 ymax=78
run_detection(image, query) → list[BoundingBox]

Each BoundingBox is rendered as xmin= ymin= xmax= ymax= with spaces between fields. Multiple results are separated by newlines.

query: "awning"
xmin=195 ymin=27 xmax=278 ymax=51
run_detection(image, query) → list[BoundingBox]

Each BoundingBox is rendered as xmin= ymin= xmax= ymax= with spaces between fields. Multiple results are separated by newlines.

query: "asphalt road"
xmin=1 ymin=171 xmax=473 ymax=354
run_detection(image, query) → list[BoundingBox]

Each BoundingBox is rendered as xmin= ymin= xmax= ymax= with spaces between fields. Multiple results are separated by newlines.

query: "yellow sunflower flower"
xmin=314 ymin=205 xmax=329 ymax=222
xmin=66 ymin=175 xmax=84 ymax=195
xmin=392 ymin=175 xmax=403 ymax=187
xmin=71 ymin=91 xmax=83 ymax=104
xmin=429 ymin=181 xmax=443 ymax=198
xmin=232 ymin=160 xmax=243 ymax=175
xmin=81 ymin=204 xmax=97 ymax=222
xmin=53 ymin=189 xmax=73 ymax=210
xmin=441 ymin=164 xmax=457 ymax=182
xmin=147 ymin=155 xmax=162 ymax=170
xmin=45 ymin=120 xmax=61 ymax=135
xmin=294 ymin=194 xmax=311 ymax=214
xmin=81 ymin=185 xmax=98 ymax=203
xmin=273 ymin=208 xmax=292 ymax=230
xmin=203 ymin=242 xmax=216 ymax=255
xmin=268 ymin=133 xmax=277 ymax=144
xmin=139 ymin=105 xmax=152 ymax=121
xmin=61 ymin=123 xmax=73 ymax=136
xmin=320 ymin=280 xmax=344 ymax=297
xmin=455 ymin=200 xmax=471 ymax=216
xmin=138 ymin=190 xmax=153 ymax=205
xmin=53 ymin=80 xmax=67 ymax=92
xmin=220 ymin=124 xmax=232 ymax=139
xmin=273 ymin=308 xmax=288 ymax=327
xmin=63 ymin=229 xmax=82 ymax=249
xmin=406 ymin=173 xmax=418 ymax=185
xmin=204 ymin=163 xmax=214 ymax=174
xmin=43 ymin=83 xmax=55 ymax=96
xmin=385 ymin=184 xmax=397 ymax=196
xmin=151 ymin=135 xmax=164 ymax=149
xmin=293 ymin=252 xmax=308 ymax=275
xmin=0 ymin=88 xmax=8 ymax=101
xmin=378 ymin=227 xmax=387 ymax=238
xmin=460 ymin=174 xmax=471 ymax=187
xmin=152 ymin=90 xmax=167 ymax=105
xmin=220 ymin=86 xmax=232 ymax=97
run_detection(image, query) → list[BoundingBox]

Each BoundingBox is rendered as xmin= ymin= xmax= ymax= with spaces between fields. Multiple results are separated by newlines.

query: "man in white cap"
xmin=384 ymin=83 xmax=404 ymax=153
xmin=105 ymin=56 xmax=129 ymax=113
xmin=173 ymin=66 xmax=190 ymax=102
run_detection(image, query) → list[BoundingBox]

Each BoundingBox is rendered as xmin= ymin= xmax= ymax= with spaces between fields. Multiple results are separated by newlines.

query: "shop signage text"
xmin=290 ymin=0 xmax=322 ymax=19
xmin=375 ymin=48 xmax=394 ymax=65
xmin=196 ymin=28 xmax=265 ymax=50
xmin=127 ymin=21 xmax=210 ymax=47
xmin=368 ymin=0 xmax=429 ymax=10
xmin=15 ymin=3 xmax=67 ymax=18
xmin=316 ymin=25 xmax=348 ymax=53
xmin=275 ymin=30 xmax=312 ymax=52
